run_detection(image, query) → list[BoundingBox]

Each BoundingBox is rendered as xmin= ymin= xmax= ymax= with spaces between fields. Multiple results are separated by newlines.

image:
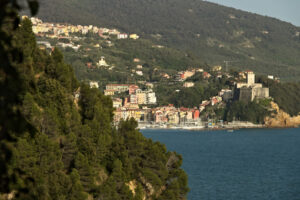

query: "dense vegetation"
xmin=155 ymin=73 xmax=231 ymax=107
xmin=224 ymin=99 xmax=273 ymax=124
xmin=49 ymin=34 xmax=206 ymax=85
xmin=0 ymin=13 xmax=188 ymax=200
xmin=257 ymin=77 xmax=300 ymax=116
xmin=34 ymin=0 xmax=300 ymax=80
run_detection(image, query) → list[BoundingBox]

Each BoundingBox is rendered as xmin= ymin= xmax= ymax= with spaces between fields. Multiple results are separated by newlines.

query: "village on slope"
xmin=28 ymin=15 xmax=299 ymax=129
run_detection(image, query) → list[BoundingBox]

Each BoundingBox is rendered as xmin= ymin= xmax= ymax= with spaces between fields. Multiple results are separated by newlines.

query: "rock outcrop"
xmin=265 ymin=102 xmax=300 ymax=128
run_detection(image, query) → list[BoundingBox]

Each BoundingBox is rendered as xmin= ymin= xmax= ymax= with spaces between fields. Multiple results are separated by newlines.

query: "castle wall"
xmin=253 ymin=87 xmax=269 ymax=99
xmin=239 ymin=87 xmax=253 ymax=102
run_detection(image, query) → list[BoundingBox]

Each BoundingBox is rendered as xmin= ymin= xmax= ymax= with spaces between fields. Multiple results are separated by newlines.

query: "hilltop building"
xmin=89 ymin=81 xmax=99 ymax=88
xmin=234 ymin=71 xmax=269 ymax=102
xmin=97 ymin=56 xmax=109 ymax=67
xmin=183 ymin=82 xmax=194 ymax=88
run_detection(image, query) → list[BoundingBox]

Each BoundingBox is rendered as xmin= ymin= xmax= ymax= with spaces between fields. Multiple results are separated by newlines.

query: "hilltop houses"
xmin=27 ymin=16 xmax=140 ymax=41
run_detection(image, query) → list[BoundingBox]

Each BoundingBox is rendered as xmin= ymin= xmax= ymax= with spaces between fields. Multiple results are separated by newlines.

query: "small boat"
xmin=227 ymin=129 xmax=234 ymax=133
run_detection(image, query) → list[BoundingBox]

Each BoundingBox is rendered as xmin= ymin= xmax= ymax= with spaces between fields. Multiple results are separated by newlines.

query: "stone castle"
xmin=234 ymin=71 xmax=269 ymax=102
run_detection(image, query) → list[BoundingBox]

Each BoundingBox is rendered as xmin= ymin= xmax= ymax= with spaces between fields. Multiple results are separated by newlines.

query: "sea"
xmin=141 ymin=128 xmax=300 ymax=200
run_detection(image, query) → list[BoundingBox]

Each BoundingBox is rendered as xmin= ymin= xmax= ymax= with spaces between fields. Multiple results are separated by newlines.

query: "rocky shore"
xmin=265 ymin=102 xmax=300 ymax=128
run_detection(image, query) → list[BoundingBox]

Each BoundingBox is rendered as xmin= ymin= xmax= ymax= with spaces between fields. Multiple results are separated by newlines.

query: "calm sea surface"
xmin=141 ymin=128 xmax=300 ymax=200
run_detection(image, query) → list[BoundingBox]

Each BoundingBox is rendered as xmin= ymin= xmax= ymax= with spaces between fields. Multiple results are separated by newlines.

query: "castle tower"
xmin=247 ymin=71 xmax=255 ymax=85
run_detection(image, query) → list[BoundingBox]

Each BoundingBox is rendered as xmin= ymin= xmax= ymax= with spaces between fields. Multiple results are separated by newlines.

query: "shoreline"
xmin=138 ymin=124 xmax=300 ymax=131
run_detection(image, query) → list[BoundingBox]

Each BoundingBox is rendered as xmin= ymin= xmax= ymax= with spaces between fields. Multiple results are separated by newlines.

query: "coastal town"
xmin=27 ymin=16 xmax=280 ymax=129
xmin=90 ymin=70 xmax=272 ymax=129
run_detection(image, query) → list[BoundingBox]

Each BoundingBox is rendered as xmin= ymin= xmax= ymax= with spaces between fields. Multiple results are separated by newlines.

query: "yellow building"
xmin=137 ymin=92 xmax=147 ymax=105
xmin=104 ymin=90 xmax=115 ymax=96
xmin=129 ymin=34 xmax=140 ymax=40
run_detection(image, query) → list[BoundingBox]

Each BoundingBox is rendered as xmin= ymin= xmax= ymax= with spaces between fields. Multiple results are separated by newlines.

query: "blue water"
xmin=141 ymin=128 xmax=300 ymax=200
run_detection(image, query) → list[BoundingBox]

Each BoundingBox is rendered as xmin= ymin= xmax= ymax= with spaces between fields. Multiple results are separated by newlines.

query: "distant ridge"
xmin=35 ymin=0 xmax=300 ymax=80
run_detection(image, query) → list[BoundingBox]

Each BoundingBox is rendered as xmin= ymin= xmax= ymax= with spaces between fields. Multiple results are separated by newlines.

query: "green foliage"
xmin=35 ymin=0 xmax=300 ymax=80
xmin=270 ymin=82 xmax=300 ymax=116
xmin=225 ymin=99 xmax=272 ymax=124
xmin=1 ymin=15 xmax=189 ymax=200
xmin=0 ymin=0 xmax=39 ymax=196
xmin=257 ymin=76 xmax=300 ymax=116
xmin=155 ymin=76 xmax=230 ymax=107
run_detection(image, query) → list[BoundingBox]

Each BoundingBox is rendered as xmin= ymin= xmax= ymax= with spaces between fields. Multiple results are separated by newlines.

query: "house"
xmin=129 ymin=34 xmax=139 ymax=40
xmin=210 ymin=96 xmax=222 ymax=106
xmin=104 ymin=90 xmax=115 ymax=96
xmin=89 ymin=81 xmax=99 ymax=88
xmin=196 ymin=68 xmax=204 ymax=72
xmin=86 ymin=62 xmax=93 ymax=69
xmin=106 ymin=84 xmax=130 ymax=93
xmin=162 ymin=73 xmax=170 ymax=79
xmin=136 ymin=90 xmax=147 ymax=104
xmin=193 ymin=110 xmax=200 ymax=120
xmin=136 ymin=71 xmax=143 ymax=76
xmin=130 ymin=94 xmax=138 ymax=104
xmin=133 ymin=58 xmax=140 ymax=63
xmin=179 ymin=70 xmax=195 ymax=80
xmin=203 ymin=72 xmax=211 ymax=79
xmin=128 ymin=85 xmax=138 ymax=95
xmin=146 ymin=91 xmax=157 ymax=104
xmin=112 ymin=98 xmax=122 ymax=108
xmin=117 ymin=33 xmax=128 ymax=39
xmin=183 ymin=82 xmax=194 ymax=88
xmin=219 ymin=89 xmax=233 ymax=101
xmin=146 ymin=82 xmax=154 ymax=89
xmin=97 ymin=56 xmax=109 ymax=67
xmin=212 ymin=65 xmax=222 ymax=71
xmin=136 ymin=65 xmax=143 ymax=69
xmin=168 ymin=112 xmax=180 ymax=124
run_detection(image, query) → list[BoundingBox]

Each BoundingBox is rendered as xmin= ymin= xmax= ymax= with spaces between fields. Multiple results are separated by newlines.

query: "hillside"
xmin=38 ymin=34 xmax=206 ymax=85
xmin=0 ymin=16 xmax=188 ymax=199
xmin=34 ymin=0 xmax=300 ymax=80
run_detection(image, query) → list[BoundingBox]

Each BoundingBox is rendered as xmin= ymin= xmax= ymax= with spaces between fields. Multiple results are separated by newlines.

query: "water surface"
xmin=141 ymin=128 xmax=300 ymax=200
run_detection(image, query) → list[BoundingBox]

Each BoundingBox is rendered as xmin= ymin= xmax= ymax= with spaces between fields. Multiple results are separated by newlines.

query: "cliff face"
xmin=265 ymin=102 xmax=300 ymax=128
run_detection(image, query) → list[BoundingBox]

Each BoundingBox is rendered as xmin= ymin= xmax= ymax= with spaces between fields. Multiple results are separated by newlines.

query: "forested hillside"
xmin=34 ymin=0 xmax=300 ymax=80
xmin=0 ymin=15 xmax=188 ymax=200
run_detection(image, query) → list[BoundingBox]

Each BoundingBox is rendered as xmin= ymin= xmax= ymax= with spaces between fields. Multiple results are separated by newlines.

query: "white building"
xmin=146 ymin=91 xmax=157 ymax=104
xmin=183 ymin=82 xmax=194 ymax=88
xmin=89 ymin=81 xmax=99 ymax=88
xmin=97 ymin=56 xmax=109 ymax=67
xmin=136 ymin=71 xmax=143 ymax=76
xmin=117 ymin=33 xmax=128 ymax=39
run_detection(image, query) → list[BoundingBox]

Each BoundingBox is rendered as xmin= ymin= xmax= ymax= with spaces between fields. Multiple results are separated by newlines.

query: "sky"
xmin=206 ymin=0 xmax=300 ymax=26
